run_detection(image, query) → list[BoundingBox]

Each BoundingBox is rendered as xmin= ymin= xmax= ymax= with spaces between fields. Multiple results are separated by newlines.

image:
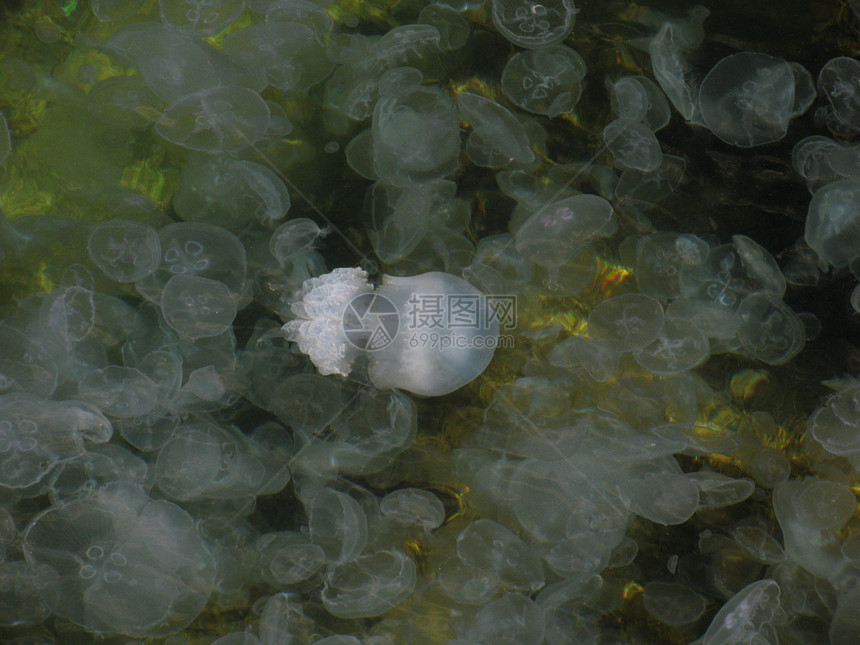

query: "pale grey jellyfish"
xmin=701 ymin=580 xmax=782 ymax=645
xmin=698 ymin=52 xmax=797 ymax=147
xmin=818 ymin=56 xmax=860 ymax=133
xmin=603 ymin=118 xmax=663 ymax=172
xmin=491 ymin=0 xmax=577 ymax=49
xmin=86 ymin=75 xmax=161 ymax=129
xmin=160 ymin=274 xmax=238 ymax=340
xmin=458 ymin=92 xmax=534 ymax=168
xmin=321 ymin=549 xmax=416 ymax=618
xmin=514 ymin=194 xmax=613 ymax=292
xmin=372 ymin=85 xmax=460 ymax=187
xmin=804 ymin=179 xmax=860 ymax=267
xmin=222 ymin=22 xmax=332 ymax=93
xmin=88 ymin=219 xmax=161 ymax=283
xmin=283 ymin=268 xmax=499 ymax=397
xmin=22 ymin=494 xmax=216 ymax=637
xmin=155 ymin=86 xmax=270 ymax=154
xmin=501 ymin=45 xmax=586 ymax=117
xmin=174 ymin=155 xmax=291 ymax=229
xmin=159 ymin=0 xmax=245 ymax=36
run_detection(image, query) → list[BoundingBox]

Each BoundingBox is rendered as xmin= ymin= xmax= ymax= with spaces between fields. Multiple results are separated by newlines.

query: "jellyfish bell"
xmin=282 ymin=268 xmax=500 ymax=397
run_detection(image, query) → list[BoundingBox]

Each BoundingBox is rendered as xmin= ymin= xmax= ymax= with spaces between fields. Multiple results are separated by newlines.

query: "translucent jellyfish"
xmin=155 ymin=421 xmax=288 ymax=501
xmin=808 ymin=386 xmax=860 ymax=459
xmin=88 ymin=219 xmax=161 ymax=283
xmin=0 ymin=324 xmax=59 ymax=397
xmin=380 ymin=488 xmax=445 ymax=532
xmin=501 ymin=45 xmax=586 ymax=117
xmin=0 ymin=560 xmax=58 ymax=626
xmin=372 ymin=86 xmax=460 ymax=187
xmin=160 ymin=0 xmax=245 ymax=36
xmin=155 ymin=86 xmax=270 ymax=154
xmin=283 ymin=268 xmax=499 ymax=397
xmin=373 ymin=23 xmax=442 ymax=69
xmin=22 ymin=495 xmax=216 ymax=637
xmin=461 ymin=593 xmax=546 ymax=645
xmin=548 ymin=335 xmax=619 ymax=382
xmin=0 ymin=112 xmax=10 ymax=167
xmin=622 ymin=471 xmax=700 ymax=525
xmin=514 ymin=194 xmax=613 ymax=291
xmin=702 ymin=580 xmax=782 ymax=645
xmin=607 ymin=75 xmax=671 ymax=131
xmin=378 ymin=66 xmax=424 ymax=99
xmin=308 ymin=488 xmax=368 ymax=563
xmin=731 ymin=525 xmax=786 ymax=564
xmin=456 ymin=519 xmax=544 ymax=593
xmin=634 ymin=232 xmax=709 ymax=300
xmin=649 ymin=23 xmax=698 ymax=120
xmin=117 ymin=411 xmax=180 ymax=452
xmin=368 ymin=181 xmax=448 ymax=263
xmin=75 ymin=368 xmax=155 ymax=423
xmin=437 ymin=554 xmax=501 ymax=605
xmin=108 ymin=24 xmax=257 ymax=103
xmin=458 ymin=92 xmax=534 ymax=168
xmin=325 ymin=388 xmax=418 ymax=475
xmin=678 ymin=243 xmax=770 ymax=310
xmin=749 ymin=448 xmax=791 ymax=488
xmin=222 ymin=23 xmax=332 ymax=92
xmin=643 ymin=582 xmax=706 ymax=626
xmin=257 ymin=532 xmax=327 ymax=585
xmin=587 ymin=293 xmax=665 ymax=352
xmin=731 ymin=234 xmax=786 ymax=298
xmin=736 ymin=291 xmax=805 ymax=365
xmin=160 ymin=274 xmax=238 ymax=340
xmin=137 ymin=222 xmax=247 ymax=301
xmin=491 ymin=0 xmax=577 ymax=49
xmin=774 ymin=478 xmax=852 ymax=579
xmin=688 ymin=472 xmax=755 ymax=509
xmin=86 ymin=75 xmax=162 ymax=129
xmin=321 ymin=550 xmax=416 ymax=618
xmin=261 ymin=0 xmax=334 ymax=38
xmin=603 ymin=119 xmax=663 ymax=172
xmin=0 ymin=394 xmax=111 ymax=488
xmin=418 ymin=4 xmax=470 ymax=51
xmin=269 ymin=373 xmax=343 ymax=437
xmin=48 ymin=444 xmax=148 ymax=505
xmin=270 ymin=219 xmax=326 ymax=265
xmin=633 ymin=316 xmax=709 ymax=374
xmin=818 ymin=57 xmax=860 ymax=133
xmin=173 ymin=156 xmax=291 ymax=229
xmin=804 ymin=179 xmax=860 ymax=267
xmin=698 ymin=52 xmax=796 ymax=147
xmin=788 ymin=61 xmax=817 ymax=118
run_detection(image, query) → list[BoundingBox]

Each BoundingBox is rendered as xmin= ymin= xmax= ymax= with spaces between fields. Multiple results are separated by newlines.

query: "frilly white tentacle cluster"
xmin=282 ymin=267 xmax=371 ymax=377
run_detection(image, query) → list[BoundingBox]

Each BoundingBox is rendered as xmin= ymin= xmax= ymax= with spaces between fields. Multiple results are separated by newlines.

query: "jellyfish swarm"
xmin=282 ymin=268 xmax=499 ymax=397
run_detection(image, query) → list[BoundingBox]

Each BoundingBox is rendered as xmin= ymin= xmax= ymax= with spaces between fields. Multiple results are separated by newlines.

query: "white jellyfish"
xmin=282 ymin=267 xmax=500 ymax=397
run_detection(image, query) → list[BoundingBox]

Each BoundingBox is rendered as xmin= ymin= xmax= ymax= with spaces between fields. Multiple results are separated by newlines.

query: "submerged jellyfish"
xmin=283 ymin=267 xmax=499 ymax=397
xmin=698 ymin=52 xmax=798 ymax=148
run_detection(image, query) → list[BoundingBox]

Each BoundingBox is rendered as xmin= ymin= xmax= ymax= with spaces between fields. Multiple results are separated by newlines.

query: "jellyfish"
xmin=698 ymin=52 xmax=799 ymax=148
xmin=282 ymin=267 xmax=499 ymax=396
xmin=155 ymin=86 xmax=271 ymax=154
xmin=514 ymin=194 xmax=614 ymax=292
